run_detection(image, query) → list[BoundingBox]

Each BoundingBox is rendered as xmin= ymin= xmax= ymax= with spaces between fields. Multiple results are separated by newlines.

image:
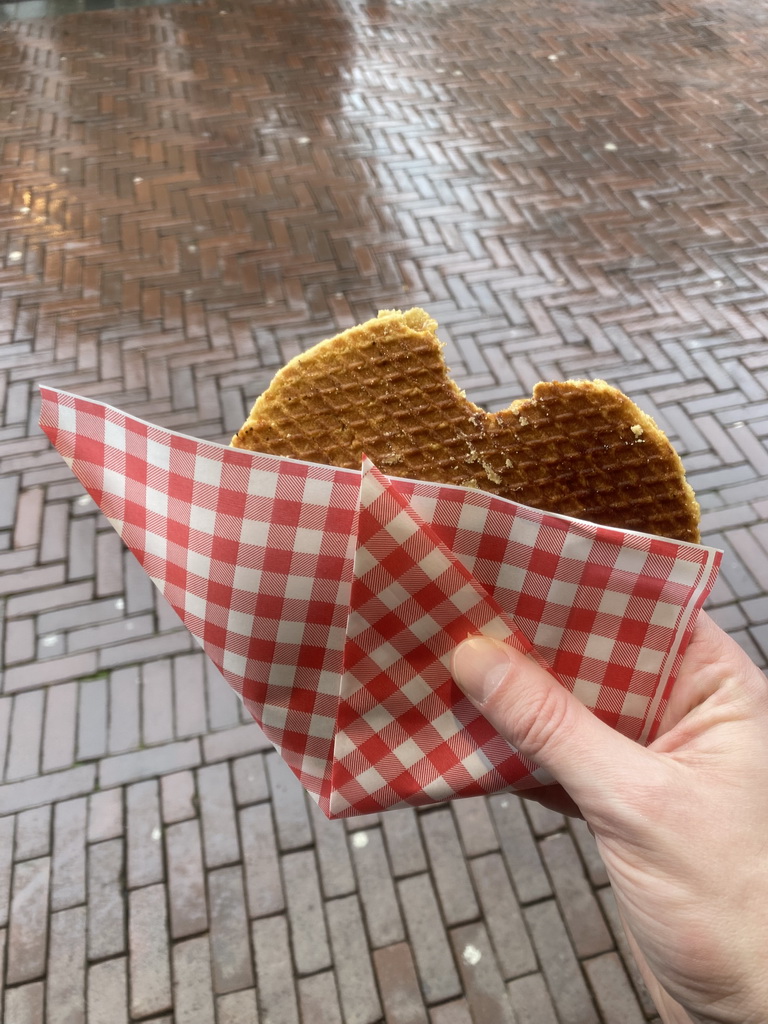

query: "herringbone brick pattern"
xmin=1 ymin=0 xmax=767 ymax=1020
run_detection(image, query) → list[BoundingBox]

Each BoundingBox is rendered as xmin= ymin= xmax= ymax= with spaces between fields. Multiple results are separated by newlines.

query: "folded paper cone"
xmin=39 ymin=387 xmax=721 ymax=818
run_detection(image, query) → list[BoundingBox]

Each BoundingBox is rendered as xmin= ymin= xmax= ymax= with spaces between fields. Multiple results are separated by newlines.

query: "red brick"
xmin=7 ymin=856 xmax=50 ymax=983
xmin=0 ymin=815 xmax=14 ymax=926
xmin=77 ymin=676 xmax=108 ymax=761
xmin=584 ymin=952 xmax=646 ymax=1024
xmin=240 ymin=802 xmax=284 ymax=918
xmin=488 ymin=794 xmax=551 ymax=903
xmin=95 ymin=529 xmax=124 ymax=596
xmin=208 ymin=866 xmax=254 ymax=994
xmin=507 ymin=973 xmax=559 ymax=1024
xmin=87 ymin=840 xmax=125 ymax=960
xmin=99 ymin=737 xmax=201 ymax=789
xmin=3 ymin=980 xmax=44 ymax=1024
xmin=197 ymin=762 xmax=240 ymax=867
xmin=470 ymin=853 xmax=537 ymax=980
xmin=128 ymin=884 xmax=173 ymax=1018
xmin=87 ymin=788 xmax=123 ymax=843
xmin=253 ymin=915 xmax=301 ymax=1024
xmin=15 ymin=805 xmax=51 ymax=861
xmin=160 ymin=769 xmax=196 ymax=823
xmin=524 ymin=900 xmax=595 ymax=1024
xmin=42 ymin=681 xmax=78 ymax=773
xmin=539 ymin=831 xmax=613 ymax=958
xmin=126 ymin=779 xmax=164 ymax=888
xmin=420 ymin=809 xmax=478 ymax=927
xmin=5 ymin=689 xmax=43 ymax=780
xmin=172 ymin=936 xmax=216 ymax=1024
xmin=451 ymin=797 xmax=498 ymax=857
xmin=429 ymin=999 xmax=473 ymax=1024
xmin=232 ymin=753 xmax=269 ymax=806
xmin=166 ymin=819 xmax=208 ymax=939
xmin=373 ymin=942 xmax=429 ymax=1024
xmin=398 ymin=874 xmax=461 ymax=1004
xmin=107 ymin=666 xmax=140 ymax=754
xmin=266 ymin=751 xmax=312 ymax=850
xmin=350 ymin=826 xmax=404 ymax=948
xmin=450 ymin=921 xmax=516 ymax=1024
xmin=47 ymin=906 xmax=86 ymax=1024
xmin=173 ymin=652 xmax=208 ymax=737
xmin=3 ymin=651 xmax=98 ymax=694
xmin=87 ymin=958 xmax=128 ymax=1024
xmin=141 ymin=659 xmax=175 ymax=745
xmin=0 ymin=764 xmax=96 ymax=815
xmin=309 ymin=799 xmax=356 ymax=899
xmin=203 ymin=721 xmax=272 ymax=763
xmin=216 ymin=989 xmax=260 ymax=1024
xmin=298 ymin=971 xmax=344 ymax=1024
xmin=51 ymin=797 xmax=87 ymax=911
xmin=5 ymin=614 xmax=34 ymax=664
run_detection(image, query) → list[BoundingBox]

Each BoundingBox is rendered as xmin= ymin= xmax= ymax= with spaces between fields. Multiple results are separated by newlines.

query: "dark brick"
xmin=173 ymin=652 xmax=208 ymax=737
xmin=539 ymin=831 xmax=613 ymax=957
xmin=108 ymin=666 xmax=140 ymax=754
xmin=450 ymin=921 xmax=516 ymax=1024
xmin=42 ymin=681 xmax=78 ymax=773
xmin=584 ymin=952 xmax=646 ymax=1024
xmin=160 ymin=769 xmax=196 ymax=823
xmin=87 ymin=958 xmax=128 ymax=1024
xmin=6 ymin=856 xmax=50 ymax=984
xmin=266 ymin=751 xmax=312 ymax=850
xmin=172 ymin=936 xmax=216 ymax=1024
xmin=47 ymin=906 xmax=86 ymax=1024
xmin=128 ymin=883 xmax=173 ymax=1018
xmin=373 ymin=942 xmax=429 ymax=1024
xmin=240 ymin=802 xmax=284 ymax=918
xmin=420 ymin=809 xmax=479 ymax=926
xmin=398 ymin=874 xmax=461 ymax=1004
xmin=197 ymin=762 xmax=240 ymax=867
xmin=126 ymin=779 xmax=164 ymax=888
xmin=208 ymin=865 xmax=254 ymax=994
xmin=15 ymin=805 xmax=51 ymax=861
xmin=524 ymin=900 xmax=595 ymax=1024
xmin=51 ymin=798 xmax=87 ymax=911
xmin=298 ymin=971 xmax=343 ymax=1024
xmin=166 ymin=819 xmax=208 ymax=939
xmin=216 ymin=989 xmax=260 ymax=1024
xmin=326 ymin=895 xmax=382 ymax=1024
xmin=470 ymin=853 xmax=537 ymax=980
xmin=488 ymin=794 xmax=551 ymax=903
xmin=507 ymin=973 xmax=559 ymax=1024
xmin=5 ymin=689 xmax=44 ymax=780
xmin=87 ymin=840 xmax=125 ymax=960
xmin=350 ymin=825 xmax=405 ymax=948
xmin=451 ymin=797 xmax=499 ymax=857
xmin=87 ymin=788 xmax=123 ymax=843
xmin=232 ymin=753 xmax=269 ymax=805
xmin=381 ymin=807 xmax=428 ymax=878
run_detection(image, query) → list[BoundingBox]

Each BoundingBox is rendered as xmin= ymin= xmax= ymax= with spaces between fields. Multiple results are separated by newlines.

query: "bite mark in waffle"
xmin=232 ymin=308 xmax=700 ymax=543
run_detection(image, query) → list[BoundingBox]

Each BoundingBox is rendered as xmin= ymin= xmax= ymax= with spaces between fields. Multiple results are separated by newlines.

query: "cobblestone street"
xmin=1 ymin=0 xmax=767 ymax=1020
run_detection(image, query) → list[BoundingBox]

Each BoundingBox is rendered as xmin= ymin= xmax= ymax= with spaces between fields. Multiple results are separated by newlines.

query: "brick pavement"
xmin=1 ymin=0 xmax=768 ymax=1020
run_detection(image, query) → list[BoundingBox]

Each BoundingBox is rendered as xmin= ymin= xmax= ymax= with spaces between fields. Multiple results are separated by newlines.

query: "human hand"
xmin=452 ymin=612 xmax=768 ymax=1024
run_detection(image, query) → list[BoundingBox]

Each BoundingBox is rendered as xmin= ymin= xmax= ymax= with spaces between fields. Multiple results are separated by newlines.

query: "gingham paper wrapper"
xmin=39 ymin=387 xmax=721 ymax=818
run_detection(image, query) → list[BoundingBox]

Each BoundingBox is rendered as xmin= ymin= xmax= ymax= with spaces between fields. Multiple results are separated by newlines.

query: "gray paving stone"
xmin=51 ymin=798 xmax=87 ymax=911
xmin=208 ymin=865 xmax=254 ymax=994
xmin=470 ymin=853 xmax=537 ymax=980
xmin=197 ymin=762 xmax=240 ymax=867
xmin=326 ymin=895 xmax=383 ymax=1024
xmin=172 ymin=935 xmax=216 ymax=1024
xmin=420 ymin=808 xmax=479 ymax=927
xmin=252 ymin=915 xmax=300 ymax=1024
xmin=282 ymin=848 xmax=331 ymax=973
xmin=507 ymin=973 xmax=559 ymax=1024
xmin=87 ymin=957 xmax=129 ymax=1024
xmin=166 ymin=819 xmax=208 ymax=938
xmin=47 ymin=906 xmax=86 ymax=1024
xmin=450 ymin=921 xmax=516 ymax=1024
xmin=373 ymin=942 xmax=429 ymax=1024
xmin=128 ymin=883 xmax=173 ymax=1018
xmin=584 ymin=952 xmax=647 ymax=1024
xmin=488 ymin=794 xmax=551 ymax=904
xmin=539 ymin=831 xmax=613 ymax=958
xmin=398 ymin=874 xmax=461 ymax=1005
xmin=87 ymin=840 xmax=125 ymax=960
xmin=524 ymin=900 xmax=596 ymax=1024
xmin=6 ymin=856 xmax=50 ymax=984
xmin=350 ymin=825 xmax=405 ymax=948
xmin=126 ymin=778 xmax=164 ymax=888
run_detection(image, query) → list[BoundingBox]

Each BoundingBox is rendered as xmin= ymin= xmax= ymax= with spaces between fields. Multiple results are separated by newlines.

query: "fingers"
xmin=452 ymin=636 xmax=649 ymax=815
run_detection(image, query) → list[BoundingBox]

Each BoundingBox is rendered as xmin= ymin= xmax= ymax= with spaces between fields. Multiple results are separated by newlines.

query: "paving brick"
xmin=350 ymin=825 xmax=405 ymax=948
xmin=381 ymin=807 xmax=428 ymax=878
xmin=240 ymin=802 xmax=285 ymax=919
xmin=206 ymin=660 xmax=243 ymax=731
xmin=488 ymin=794 xmax=551 ymax=904
xmin=126 ymin=779 xmax=164 ymax=887
xmin=266 ymin=751 xmax=312 ymax=851
xmin=166 ymin=818 xmax=208 ymax=938
xmin=524 ymin=900 xmax=596 ymax=1024
xmin=506 ymin=973 xmax=559 ymax=1024
xmin=42 ymin=681 xmax=78 ymax=773
xmin=87 ymin=840 xmax=125 ymax=960
xmin=15 ymin=805 xmax=51 ymax=861
xmin=282 ymin=849 xmax=331 ymax=974
xmin=87 ymin=957 xmax=128 ymax=1024
xmin=0 ymin=815 xmax=14 ymax=926
xmin=232 ymin=753 xmax=269 ymax=806
xmin=3 ymin=650 xmax=98 ymax=694
xmin=172 ymin=936 xmax=215 ymax=1024
xmin=87 ymin=788 xmax=123 ymax=843
xmin=128 ymin=883 xmax=173 ymax=1018
xmin=197 ymin=762 xmax=240 ymax=867
xmin=99 ymin=628 xmax=193 ymax=671
xmin=5 ymin=614 xmax=34 ymax=663
xmin=0 ymin=564 xmax=65 ymax=601
xmin=309 ymin=799 xmax=357 ymax=898
xmin=3 ymin=981 xmax=44 ymax=1024
xmin=6 ymin=584 xmax=93 ymax=622
xmin=173 ymin=652 xmax=208 ymax=737
xmin=6 ymin=856 xmax=50 ymax=984
xmin=208 ymin=865 xmax=254 ymax=994
xmin=523 ymin=800 xmax=566 ymax=837
xmin=51 ymin=797 xmax=87 ymax=911
xmin=12 ymin=486 xmax=44 ymax=549
xmin=160 ymin=769 xmax=196 ymax=823
xmin=428 ymin=999 xmax=473 ymax=1024
xmin=68 ymin=514 xmax=95 ymax=581
xmin=217 ymin=989 xmax=260 ymax=1024
xmin=99 ymin=737 xmax=201 ymax=789
xmin=450 ymin=921 xmax=516 ymax=1024
xmin=141 ymin=658 xmax=175 ymax=746
xmin=0 ymin=474 xmax=19 ymax=530
xmin=298 ymin=970 xmax=343 ymax=1024
xmin=47 ymin=906 xmax=86 ymax=1024
xmin=373 ymin=942 xmax=429 ymax=1024
xmin=420 ymin=809 xmax=479 ymax=927
xmin=124 ymin=548 xmax=155 ymax=613
xmin=325 ymin=895 xmax=382 ymax=1024
xmin=5 ymin=689 xmax=43 ymax=780
xmin=470 ymin=853 xmax=537 ymax=980
xmin=598 ymin=886 xmax=656 ymax=1017
xmin=107 ymin=666 xmax=140 ymax=754
xmin=77 ymin=676 xmax=108 ymax=761
xmin=398 ymin=874 xmax=461 ymax=1005
xmin=451 ymin=797 xmax=499 ymax=858
xmin=202 ymin=721 xmax=272 ymax=763
xmin=540 ymin=830 xmax=614 ymax=959
xmin=569 ymin=816 xmax=610 ymax=888
xmin=95 ymin=529 xmax=124 ymax=596
xmin=0 ymin=764 xmax=96 ymax=815
xmin=584 ymin=952 xmax=646 ymax=1024
xmin=0 ymin=694 xmax=10 ymax=782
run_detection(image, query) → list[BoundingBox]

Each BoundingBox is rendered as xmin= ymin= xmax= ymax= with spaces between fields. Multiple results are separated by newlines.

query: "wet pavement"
xmin=1 ymin=0 xmax=767 ymax=1020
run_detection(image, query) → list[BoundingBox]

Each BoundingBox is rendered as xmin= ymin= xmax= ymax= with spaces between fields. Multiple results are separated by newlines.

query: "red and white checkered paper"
xmin=39 ymin=387 xmax=721 ymax=818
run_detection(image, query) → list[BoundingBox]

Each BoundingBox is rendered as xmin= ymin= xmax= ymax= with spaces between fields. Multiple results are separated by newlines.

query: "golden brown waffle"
xmin=232 ymin=308 xmax=700 ymax=543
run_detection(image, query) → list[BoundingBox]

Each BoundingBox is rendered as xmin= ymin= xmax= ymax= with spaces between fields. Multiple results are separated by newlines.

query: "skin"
xmin=451 ymin=612 xmax=768 ymax=1024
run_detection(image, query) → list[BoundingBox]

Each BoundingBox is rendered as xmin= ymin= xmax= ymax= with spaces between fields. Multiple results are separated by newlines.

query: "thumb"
xmin=452 ymin=636 xmax=649 ymax=813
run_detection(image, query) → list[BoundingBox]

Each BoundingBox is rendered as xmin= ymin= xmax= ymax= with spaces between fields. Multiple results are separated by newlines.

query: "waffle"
xmin=232 ymin=308 xmax=700 ymax=543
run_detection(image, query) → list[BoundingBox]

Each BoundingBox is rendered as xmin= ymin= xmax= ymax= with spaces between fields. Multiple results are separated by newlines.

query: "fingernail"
xmin=452 ymin=637 xmax=515 ymax=705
